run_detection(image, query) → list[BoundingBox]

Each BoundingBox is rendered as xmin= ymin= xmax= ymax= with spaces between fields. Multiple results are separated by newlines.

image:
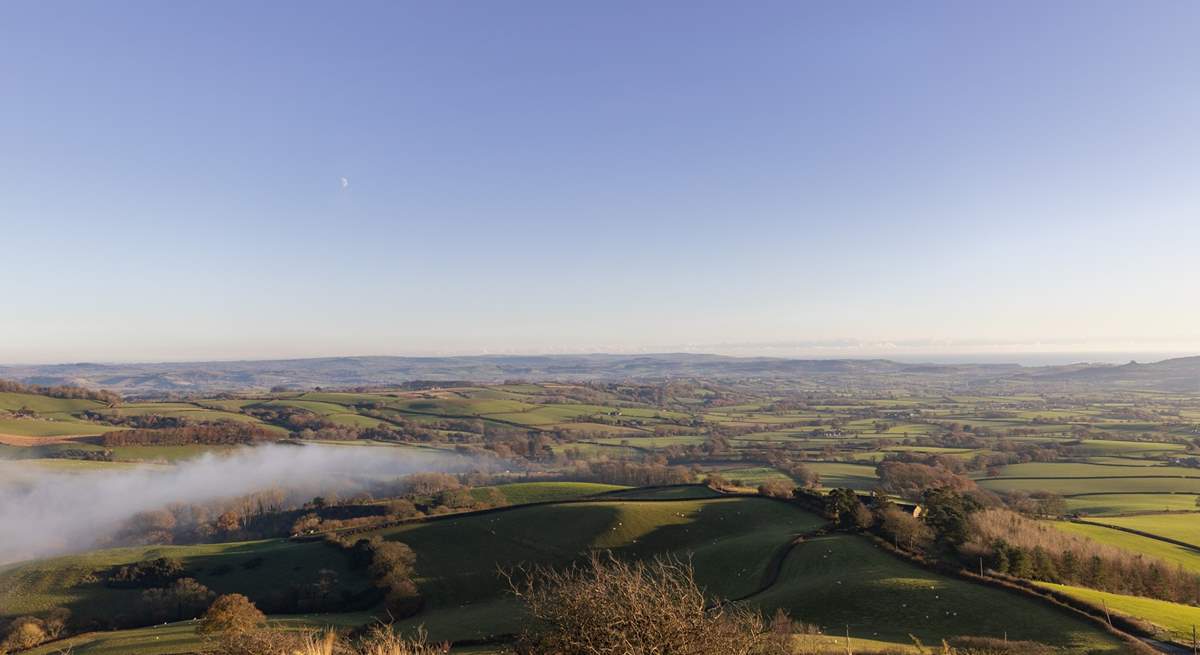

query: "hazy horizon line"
xmin=2 ymin=346 xmax=1198 ymax=369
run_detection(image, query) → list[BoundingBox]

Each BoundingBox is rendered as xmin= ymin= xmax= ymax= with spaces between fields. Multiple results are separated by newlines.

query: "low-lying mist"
xmin=0 ymin=443 xmax=485 ymax=566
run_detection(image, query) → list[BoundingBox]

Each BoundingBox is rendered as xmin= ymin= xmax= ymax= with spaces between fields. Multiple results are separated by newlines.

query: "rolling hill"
xmin=4 ymin=353 xmax=1197 ymax=394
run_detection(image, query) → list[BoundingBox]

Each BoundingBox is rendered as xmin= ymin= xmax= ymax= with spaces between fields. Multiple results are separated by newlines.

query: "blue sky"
xmin=2 ymin=1 xmax=1198 ymax=363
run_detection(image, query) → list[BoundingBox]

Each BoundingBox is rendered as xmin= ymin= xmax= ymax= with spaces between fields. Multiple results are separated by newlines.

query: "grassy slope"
xmin=604 ymin=485 xmax=722 ymax=500
xmin=753 ymin=535 xmax=1122 ymax=652
xmin=980 ymin=476 xmax=1200 ymax=495
xmin=472 ymin=481 xmax=629 ymax=505
xmin=805 ymin=462 xmax=880 ymax=489
xmin=1052 ymin=521 xmax=1200 ymax=572
xmin=714 ymin=462 xmax=878 ymax=490
xmin=0 ymin=417 xmax=107 ymax=437
xmin=0 ymin=392 xmax=104 ymax=414
xmin=1096 ymin=513 xmax=1200 ymax=547
xmin=376 ymin=497 xmax=826 ymax=642
xmin=1066 ymin=494 xmax=1200 ymax=515
xmin=0 ymin=493 xmax=1136 ymax=654
xmin=1076 ymin=440 xmax=1187 ymax=454
xmin=1039 ymin=582 xmax=1200 ymax=643
xmin=0 ymin=393 xmax=110 ymax=438
xmin=21 ymin=614 xmax=376 ymax=655
xmin=992 ymin=462 xmax=1200 ymax=477
xmin=0 ymin=539 xmax=371 ymax=622
xmin=23 ymin=623 xmax=204 ymax=655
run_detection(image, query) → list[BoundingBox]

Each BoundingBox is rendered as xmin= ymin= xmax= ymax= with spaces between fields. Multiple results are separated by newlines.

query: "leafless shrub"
xmin=206 ymin=625 xmax=447 ymax=655
xmin=505 ymin=552 xmax=786 ymax=655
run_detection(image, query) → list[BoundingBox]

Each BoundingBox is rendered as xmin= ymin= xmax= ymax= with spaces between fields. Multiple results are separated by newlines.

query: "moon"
xmin=339 ymin=176 xmax=349 ymax=190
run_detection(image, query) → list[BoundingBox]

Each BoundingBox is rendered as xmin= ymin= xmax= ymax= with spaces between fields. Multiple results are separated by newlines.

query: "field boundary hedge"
xmin=859 ymin=532 xmax=1166 ymax=654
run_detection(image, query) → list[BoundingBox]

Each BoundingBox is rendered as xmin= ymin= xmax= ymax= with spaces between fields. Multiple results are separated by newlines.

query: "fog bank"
xmin=0 ymin=443 xmax=479 ymax=565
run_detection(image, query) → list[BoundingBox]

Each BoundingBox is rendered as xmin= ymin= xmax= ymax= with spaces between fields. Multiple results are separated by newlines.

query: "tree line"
xmin=0 ymin=379 xmax=120 ymax=405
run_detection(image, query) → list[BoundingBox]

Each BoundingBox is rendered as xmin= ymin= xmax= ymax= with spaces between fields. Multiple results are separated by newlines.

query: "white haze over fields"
xmin=0 ymin=443 xmax=480 ymax=566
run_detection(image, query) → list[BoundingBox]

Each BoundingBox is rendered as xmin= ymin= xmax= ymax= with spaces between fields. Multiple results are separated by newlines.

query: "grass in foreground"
xmin=22 ymin=622 xmax=203 ymax=655
xmin=22 ymin=613 xmax=377 ymax=655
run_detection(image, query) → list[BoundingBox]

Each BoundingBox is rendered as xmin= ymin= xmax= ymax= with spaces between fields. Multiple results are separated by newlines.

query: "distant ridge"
xmin=1017 ymin=355 xmax=1200 ymax=390
xmin=1 ymin=353 xmax=1197 ymax=395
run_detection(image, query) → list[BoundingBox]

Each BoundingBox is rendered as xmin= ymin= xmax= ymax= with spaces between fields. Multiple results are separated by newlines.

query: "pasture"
xmin=1052 ymin=521 xmax=1200 ymax=572
xmin=21 ymin=613 xmax=376 ymax=655
xmin=1074 ymin=440 xmax=1188 ymax=455
xmin=472 ymin=481 xmax=629 ymax=505
xmin=979 ymin=476 xmax=1200 ymax=496
xmin=1092 ymin=513 xmax=1200 ymax=548
xmin=0 ymin=392 xmax=104 ymax=415
xmin=1065 ymin=493 xmax=1200 ymax=516
xmin=751 ymin=534 xmax=1123 ymax=652
xmin=604 ymin=485 xmax=722 ymax=500
xmin=713 ymin=462 xmax=878 ymax=490
xmin=22 ymin=623 xmax=204 ymax=655
xmin=0 ymin=416 xmax=106 ymax=438
xmin=369 ymin=497 xmax=826 ymax=641
xmin=987 ymin=462 xmax=1200 ymax=478
xmin=4 ymin=381 xmax=1200 ymax=652
xmin=1039 ymin=582 xmax=1200 ymax=644
xmin=0 ymin=539 xmax=371 ymax=622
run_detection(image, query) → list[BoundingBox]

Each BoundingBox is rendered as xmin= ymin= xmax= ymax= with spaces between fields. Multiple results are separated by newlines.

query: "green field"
xmin=0 ymin=539 xmax=371 ymax=622
xmin=751 ymin=534 xmax=1122 ymax=652
xmin=1052 ymin=521 xmax=1200 ymax=572
xmin=108 ymin=444 xmax=241 ymax=462
xmin=473 ymin=481 xmax=629 ymax=505
xmin=1039 ymin=582 xmax=1200 ymax=643
xmin=1065 ymin=494 xmax=1200 ymax=515
xmin=0 ymin=458 xmax=152 ymax=479
xmin=1089 ymin=513 xmax=1200 ymax=548
xmin=714 ymin=466 xmax=794 ymax=485
xmin=804 ymin=462 xmax=880 ymax=489
xmin=1083 ymin=456 xmax=1170 ymax=467
xmin=1075 ymin=440 xmax=1188 ymax=455
xmin=22 ymin=622 xmax=204 ymax=655
xmin=371 ymin=497 xmax=826 ymax=642
xmin=588 ymin=435 xmax=706 ymax=448
xmin=326 ymin=413 xmax=391 ymax=428
xmin=0 ymin=392 xmax=105 ymax=415
xmin=21 ymin=613 xmax=377 ymax=655
xmin=713 ymin=462 xmax=878 ymax=490
xmin=989 ymin=462 xmax=1200 ymax=478
xmin=980 ymin=476 xmax=1200 ymax=495
xmin=5 ymin=382 xmax=1200 ymax=652
xmin=604 ymin=485 xmax=723 ymax=500
xmin=0 ymin=416 xmax=105 ymax=437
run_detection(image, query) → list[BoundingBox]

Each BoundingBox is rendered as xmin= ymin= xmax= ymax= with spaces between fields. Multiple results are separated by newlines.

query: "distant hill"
xmin=0 ymin=353 xmax=1196 ymax=394
xmin=1017 ymin=355 xmax=1200 ymax=392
